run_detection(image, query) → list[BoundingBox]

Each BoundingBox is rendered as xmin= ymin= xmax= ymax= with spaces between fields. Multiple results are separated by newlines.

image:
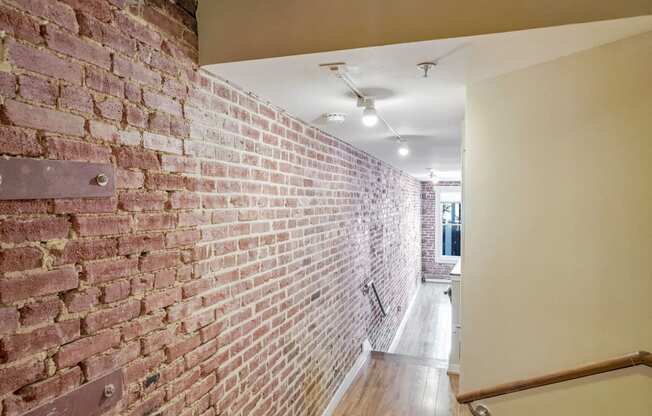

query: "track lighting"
xmin=362 ymin=104 xmax=379 ymax=127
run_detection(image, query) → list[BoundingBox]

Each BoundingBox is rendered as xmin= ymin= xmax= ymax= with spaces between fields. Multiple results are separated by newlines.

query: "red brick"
xmin=0 ymin=307 xmax=19 ymax=335
xmin=46 ymin=136 xmax=111 ymax=162
xmin=166 ymin=366 xmax=200 ymax=400
xmin=0 ymin=267 xmax=78 ymax=303
xmin=7 ymin=40 xmax=81 ymax=84
xmin=145 ymin=172 xmax=186 ymax=191
xmin=60 ymin=85 xmax=94 ymax=114
xmin=0 ymin=359 xmax=45 ymax=396
xmin=0 ymin=4 xmax=42 ymax=44
xmin=44 ymin=25 xmax=111 ymax=69
xmin=115 ymin=12 xmax=162 ymax=48
xmin=14 ymin=0 xmax=79 ymax=32
xmin=79 ymin=13 xmax=136 ymax=55
xmin=125 ymin=102 xmax=147 ymax=128
xmin=134 ymin=213 xmax=176 ymax=232
xmin=166 ymin=229 xmax=200 ymax=248
xmin=142 ymin=6 xmax=184 ymax=39
xmin=63 ymin=288 xmax=101 ymax=313
xmin=115 ymin=146 xmax=160 ymax=170
xmin=168 ymin=192 xmax=200 ymax=210
xmin=142 ymin=287 xmax=181 ymax=313
xmin=83 ymin=341 xmax=140 ymax=380
xmin=148 ymin=111 xmax=171 ymax=135
xmin=139 ymin=251 xmax=180 ymax=273
xmin=19 ymin=298 xmax=62 ymax=326
xmin=83 ymin=299 xmax=141 ymax=333
xmin=73 ymin=215 xmax=131 ymax=237
xmin=3 ymin=99 xmax=84 ymax=136
xmin=55 ymin=238 xmax=117 ymax=264
xmin=18 ymin=74 xmax=58 ymax=105
xmin=0 ymin=246 xmax=42 ymax=272
xmin=165 ymin=334 xmax=200 ymax=363
xmin=53 ymin=197 xmax=117 ymax=214
xmin=120 ymin=192 xmax=168 ymax=212
xmin=161 ymin=155 xmax=200 ymax=174
xmin=102 ymin=279 xmax=131 ymax=303
xmin=55 ymin=329 xmax=121 ymax=368
xmin=118 ymin=233 xmax=166 ymax=255
xmin=186 ymin=374 xmax=216 ymax=403
xmin=86 ymin=66 xmax=125 ymax=98
xmin=8 ymin=367 xmax=82 ymax=416
xmin=0 ymin=72 xmax=16 ymax=99
xmin=84 ymin=257 xmax=139 ymax=284
xmin=117 ymin=168 xmax=145 ymax=189
xmin=114 ymin=55 xmax=161 ymax=86
xmin=61 ymin=0 xmax=112 ymax=22
xmin=0 ymin=217 xmax=69 ymax=243
xmin=144 ymin=132 xmax=183 ymax=155
xmin=0 ymin=125 xmax=39 ymax=156
xmin=143 ymin=90 xmax=182 ymax=116
xmin=122 ymin=315 xmax=165 ymax=341
xmin=95 ymin=95 xmax=124 ymax=121
xmin=0 ymin=320 xmax=79 ymax=363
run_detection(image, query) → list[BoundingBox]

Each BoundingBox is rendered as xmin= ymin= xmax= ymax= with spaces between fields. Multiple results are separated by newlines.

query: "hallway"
xmin=333 ymin=283 xmax=456 ymax=415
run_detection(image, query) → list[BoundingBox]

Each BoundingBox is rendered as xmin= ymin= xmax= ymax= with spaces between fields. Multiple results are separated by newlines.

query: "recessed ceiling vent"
xmin=324 ymin=113 xmax=347 ymax=123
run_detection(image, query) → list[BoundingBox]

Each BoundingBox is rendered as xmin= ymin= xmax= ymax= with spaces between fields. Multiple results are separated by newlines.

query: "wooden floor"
xmin=333 ymin=283 xmax=456 ymax=416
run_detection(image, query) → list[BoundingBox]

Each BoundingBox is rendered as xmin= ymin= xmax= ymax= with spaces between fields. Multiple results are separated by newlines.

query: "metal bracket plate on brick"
xmin=0 ymin=158 xmax=115 ymax=200
xmin=24 ymin=369 xmax=123 ymax=416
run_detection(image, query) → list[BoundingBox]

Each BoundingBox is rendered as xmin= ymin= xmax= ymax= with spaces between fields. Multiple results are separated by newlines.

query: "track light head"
xmin=362 ymin=105 xmax=379 ymax=127
xmin=398 ymin=142 xmax=409 ymax=156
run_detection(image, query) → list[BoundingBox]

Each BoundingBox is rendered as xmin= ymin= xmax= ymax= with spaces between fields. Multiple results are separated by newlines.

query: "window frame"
xmin=435 ymin=185 xmax=462 ymax=264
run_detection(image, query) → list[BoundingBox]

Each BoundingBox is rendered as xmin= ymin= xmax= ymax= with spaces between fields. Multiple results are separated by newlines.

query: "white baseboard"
xmin=424 ymin=278 xmax=452 ymax=284
xmin=321 ymin=338 xmax=372 ymax=416
xmin=388 ymin=281 xmax=421 ymax=353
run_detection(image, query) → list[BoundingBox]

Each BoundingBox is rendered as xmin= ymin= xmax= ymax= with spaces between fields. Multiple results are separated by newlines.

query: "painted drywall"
xmin=461 ymin=31 xmax=652 ymax=415
xmin=197 ymin=0 xmax=652 ymax=64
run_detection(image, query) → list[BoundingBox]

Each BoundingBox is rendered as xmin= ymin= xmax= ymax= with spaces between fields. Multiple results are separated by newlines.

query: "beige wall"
xmin=198 ymin=0 xmax=652 ymax=64
xmin=461 ymin=31 xmax=652 ymax=415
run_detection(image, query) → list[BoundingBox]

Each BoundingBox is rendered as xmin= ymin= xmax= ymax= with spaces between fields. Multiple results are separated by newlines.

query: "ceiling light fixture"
xmin=398 ymin=140 xmax=409 ymax=157
xmin=324 ymin=112 xmax=347 ymax=123
xmin=417 ymin=61 xmax=437 ymax=78
xmin=361 ymin=101 xmax=379 ymax=127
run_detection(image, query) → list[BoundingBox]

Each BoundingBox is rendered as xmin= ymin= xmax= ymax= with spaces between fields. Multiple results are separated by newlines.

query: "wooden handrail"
xmin=457 ymin=350 xmax=652 ymax=404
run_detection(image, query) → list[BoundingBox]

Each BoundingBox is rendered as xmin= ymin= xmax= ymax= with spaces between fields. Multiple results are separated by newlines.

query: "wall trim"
xmin=321 ymin=338 xmax=372 ymax=416
xmin=388 ymin=281 xmax=422 ymax=353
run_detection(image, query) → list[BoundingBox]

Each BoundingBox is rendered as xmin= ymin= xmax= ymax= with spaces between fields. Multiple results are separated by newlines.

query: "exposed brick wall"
xmin=421 ymin=181 xmax=460 ymax=279
xmin=0 ymin=1 xmax=421 ymax=416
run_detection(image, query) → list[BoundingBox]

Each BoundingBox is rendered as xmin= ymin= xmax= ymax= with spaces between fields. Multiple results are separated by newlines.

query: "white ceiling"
xmin=204 ymin=16 xmax=652 ymax=181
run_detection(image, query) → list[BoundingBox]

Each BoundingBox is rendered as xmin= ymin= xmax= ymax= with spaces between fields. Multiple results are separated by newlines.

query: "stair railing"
xmin=457 ymin=350 xmax=652 ymax=416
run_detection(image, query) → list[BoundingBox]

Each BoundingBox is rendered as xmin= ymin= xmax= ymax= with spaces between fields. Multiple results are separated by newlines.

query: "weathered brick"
xmin=114 ymin=55 xmax=161 ymax=86
xmin=53 ymin=197 xmax=117 ymax=214
xmin=46 ymin=136 xmax=111 ymax=162
xmin=83 ymin=341 xmax=140 ymax=380
xmin=19 ymin=298 xmax=62 ymax=326
xmin=0 ymin=267 xmax=78 ymax=303
xmin=73 ymin=215 xmax=131 ymax=237
xmin=134 ymin=213 xmax=176 ymax=232
xmin=7 ymin=40 xmax=81 ymax=84
xmin=0 ymin=126 xmax=38 ymax=158
xmin=18 ymin=74 xmax=58 ymax=105
xmin=7 ymin=367 xmax=82 ymax=415
xmin=0 ymin=4 xmax=42 ymax=44
xmin=55 ymin=329 xmax=121 ymax=368
xmin=139 ymin=251 xmax=179 ymax=273
xmin=143 ymin=90 xmax=182 ymax=116
xmin=115 ymin=147 xmax=160 ymax=170
xmin=95 ymin=95 xmax=124 ymax=121
xmin=0 ymin=217 xmax=69 ymax=243
xmin=13 ymin=0 xmax=79 ymax=32
xmin=0 ymin=307 xmax=19 ymax=335
xmin=0 ymin=320 xmax=79 ymax=363
xmin=44 ymin=25 xmax=111 ymax=69
xmin=60 ymin=85 xmax=94 ymax=114
xmin=3 ymin=99 xmax=84 ymax=137
xmin=0 ymin=359 xmax=45 ymax=396
xmin=83 ymin=299 xmax=141 ymax=333
xmin=142 ymin=287 xmax=181 ymax=313
xmin=161 ymin=155 xmax=200 ymax=174
xmin=165 ymin=229 xmax=200 ymax=248
xmin=55 ymin=238 xmax=117 ymax=264
xmin=144 ymin=132 xmax=183 ymax=155
xmin=120 ymin=192 xmax=168 ymax=212
xmin=86 ymin=67 xmax=125 ymax=98
xmin=0 ymin=246 xmax=42 ymax=272
xmin=63 ymin=288 xmax=101 ymax=313
xmin=84 ymin=257 xmax=139 ymax=284
xmin=118 ymin=233 xmax=166 ymax=255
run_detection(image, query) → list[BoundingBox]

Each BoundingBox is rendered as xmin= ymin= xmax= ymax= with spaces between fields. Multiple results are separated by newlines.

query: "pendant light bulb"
xmin=362 ymin=105 xmax=379 ymax=127
xmin=398 ymin=143 xmax=409 ymax=156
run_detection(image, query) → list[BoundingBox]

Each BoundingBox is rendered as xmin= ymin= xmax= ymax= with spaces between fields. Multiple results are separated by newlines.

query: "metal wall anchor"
xmin=468 ymin=403 xmax=491 ymax=416
xmin=95 ymin=173 xmax=109 ymax=187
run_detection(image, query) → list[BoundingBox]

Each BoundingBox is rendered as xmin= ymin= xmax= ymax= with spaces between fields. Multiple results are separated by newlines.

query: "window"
xmin=436 ymin=187 xmax=462 ymax=263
